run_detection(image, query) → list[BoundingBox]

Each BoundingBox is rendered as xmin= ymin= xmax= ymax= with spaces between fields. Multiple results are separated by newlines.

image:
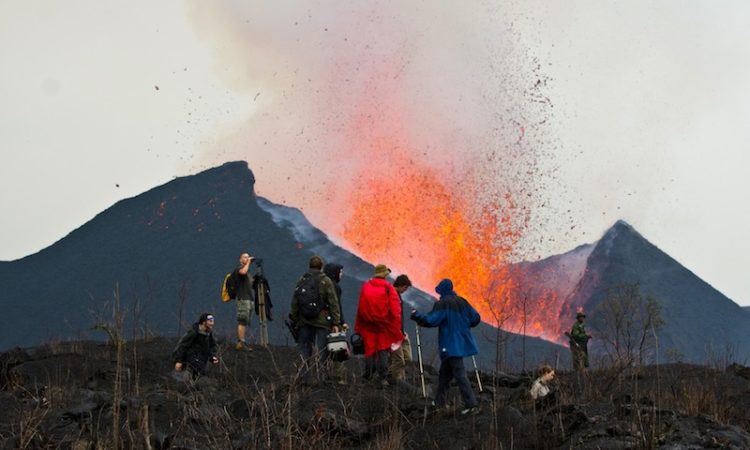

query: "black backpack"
xmin=294 ymin=273 xmax=324 ymax=319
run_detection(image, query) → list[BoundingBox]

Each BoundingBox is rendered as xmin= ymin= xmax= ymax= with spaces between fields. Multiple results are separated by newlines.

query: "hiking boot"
xmin=460 ymin=406 xmax=480 ymax=416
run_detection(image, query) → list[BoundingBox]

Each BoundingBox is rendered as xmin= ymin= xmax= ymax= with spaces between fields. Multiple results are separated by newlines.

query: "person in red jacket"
xmin=354 ymin=264 xmax=403 ymax=384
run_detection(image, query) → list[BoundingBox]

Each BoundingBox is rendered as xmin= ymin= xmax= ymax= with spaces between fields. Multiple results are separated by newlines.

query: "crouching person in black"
xmin=173 ymin=313 xmax=219 ymax=377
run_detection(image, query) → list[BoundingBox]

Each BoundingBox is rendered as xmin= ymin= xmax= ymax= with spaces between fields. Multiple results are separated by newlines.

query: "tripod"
xmin=254 ymin=260 xmax=270 ymax=347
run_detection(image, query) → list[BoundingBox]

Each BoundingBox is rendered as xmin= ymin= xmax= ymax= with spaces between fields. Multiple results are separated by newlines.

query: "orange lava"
xmin=339 ymin=150 xmax=567 ymax=338
xmin=330 ymin=71 xmax=567 ymax=341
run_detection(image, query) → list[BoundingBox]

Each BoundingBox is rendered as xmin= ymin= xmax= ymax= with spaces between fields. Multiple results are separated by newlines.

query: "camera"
xmin=252 ymin=258 xmax=264 ymax=267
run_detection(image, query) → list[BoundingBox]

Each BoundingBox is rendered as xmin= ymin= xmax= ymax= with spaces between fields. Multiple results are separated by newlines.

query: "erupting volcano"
xmin=340 ymin=149 xmax=539 ymax=337
xmin=326 ymin=78 xmax=567 ymax=342
xmin=187 ymin=2 xmax=570 ymax=342
xmin=341 ymin=161 xmax=572 ymax=342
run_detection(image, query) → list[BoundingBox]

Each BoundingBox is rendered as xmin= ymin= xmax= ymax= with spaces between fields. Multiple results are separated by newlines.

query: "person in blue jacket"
xmin=411 ymin=278 xmax=481 ymax=415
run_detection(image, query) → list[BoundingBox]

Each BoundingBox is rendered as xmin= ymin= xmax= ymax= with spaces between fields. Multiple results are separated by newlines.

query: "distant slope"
xmin=506 ymin=243 xmax=594 ymax=341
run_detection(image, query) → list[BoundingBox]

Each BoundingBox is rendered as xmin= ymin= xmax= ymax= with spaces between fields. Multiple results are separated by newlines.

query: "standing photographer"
xmin=233 ymin=252 xmax=256 ymax=351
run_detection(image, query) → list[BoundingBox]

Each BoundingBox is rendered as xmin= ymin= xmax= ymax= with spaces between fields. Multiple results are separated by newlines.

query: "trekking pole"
xmin=471 ymin=355 xmax=483 ymax=392
xmin=414 ymin=324 xmax=427 ymax=398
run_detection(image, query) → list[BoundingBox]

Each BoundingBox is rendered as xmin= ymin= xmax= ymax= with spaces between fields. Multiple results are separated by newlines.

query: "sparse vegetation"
xmin=591 ymin=283 xmax=665 ymax=369
xmin=1 ymin=335 xmax=750 ymax=449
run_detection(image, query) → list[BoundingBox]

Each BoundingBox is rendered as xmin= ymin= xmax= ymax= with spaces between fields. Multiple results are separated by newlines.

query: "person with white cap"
xmin=172 ymin=313 xmax=219 ymax=377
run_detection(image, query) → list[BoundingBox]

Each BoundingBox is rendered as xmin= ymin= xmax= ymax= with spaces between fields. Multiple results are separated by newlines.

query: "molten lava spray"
xmin=189 ymin=2 xmax=566 ymax=339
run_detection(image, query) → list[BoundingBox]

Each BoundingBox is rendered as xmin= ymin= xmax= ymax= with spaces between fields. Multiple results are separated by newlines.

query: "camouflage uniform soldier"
xmin=566 ymin=311 xmax=592 ymax=371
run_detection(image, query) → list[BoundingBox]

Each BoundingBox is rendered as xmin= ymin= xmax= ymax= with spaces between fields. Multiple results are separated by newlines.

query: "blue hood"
xmin=435 ymin=278 xmax=456 ymax=298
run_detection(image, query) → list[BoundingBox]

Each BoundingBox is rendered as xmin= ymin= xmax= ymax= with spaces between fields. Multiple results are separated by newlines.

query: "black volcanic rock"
xmin=0 ymin=161 xmax=563 ymax=370
xmin=566 ymin=220 xmax=750 ymax=362
xmin=2 ymin=339 xmax=749 ymax=449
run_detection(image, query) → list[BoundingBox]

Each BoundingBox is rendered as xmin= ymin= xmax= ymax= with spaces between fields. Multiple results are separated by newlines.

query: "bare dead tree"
xmin=111 ymin=283 xmax=125 ymax=450
xmin=591 ymin=283 xmax=665 ymax=369
xmin=478 ymin=269 xmax=514 ymax=373
xmin=520 ymin=289 xmax=529 ymax=372
xmin=176 ymin=279 xmax=189 ymax=336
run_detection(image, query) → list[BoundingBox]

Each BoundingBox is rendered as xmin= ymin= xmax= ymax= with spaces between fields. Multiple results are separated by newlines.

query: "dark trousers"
xmin=571 ymin=343 xmax=588 ymax=371
xmin=297 ymin=325 xmax=329 ymax=380
xmin=363 ymin=350 xmax=389 ymax=380
xmin=435 ymin=357 xmax=477 ymax=409
xmin=185 ymin=352 xmax=210 ymax=377
xmin=535 ymin=390 xmax=558 ymax=412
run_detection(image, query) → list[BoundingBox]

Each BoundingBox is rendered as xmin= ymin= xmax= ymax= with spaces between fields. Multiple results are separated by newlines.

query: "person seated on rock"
xmin=172 ymin=313 xmax=219 ymax=377
xmin=530 ymin=364 xmax=557 ymax=409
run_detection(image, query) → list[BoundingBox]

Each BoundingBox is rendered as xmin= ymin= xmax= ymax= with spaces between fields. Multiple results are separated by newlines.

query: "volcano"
xmin=1 ymin=161 xmax=745 ymax=366
xmin=562 ymin=220 xmax=750 ymax=363
xmin=502 ymin=220 xmax=750 ymax=363
xmin=0 ymin=161 xmax=560 ymax=370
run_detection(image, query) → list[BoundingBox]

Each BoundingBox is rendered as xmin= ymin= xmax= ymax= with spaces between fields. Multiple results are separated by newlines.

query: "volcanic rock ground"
xmin=1 ymin=337 xmax=750 ymax=449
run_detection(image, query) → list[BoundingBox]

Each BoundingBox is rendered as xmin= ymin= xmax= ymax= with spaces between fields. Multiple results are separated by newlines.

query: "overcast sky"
xmin=1 ymin=1 xmax=748 ymax=306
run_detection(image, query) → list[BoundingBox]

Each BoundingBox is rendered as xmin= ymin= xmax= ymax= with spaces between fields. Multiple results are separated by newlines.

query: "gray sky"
xmin=1 ymin=1 xmax=748 ymax=306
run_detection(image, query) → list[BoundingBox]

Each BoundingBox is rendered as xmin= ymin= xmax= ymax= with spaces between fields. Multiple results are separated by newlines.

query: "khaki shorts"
xmin=236 ymin=299 xmax=254 ymax=325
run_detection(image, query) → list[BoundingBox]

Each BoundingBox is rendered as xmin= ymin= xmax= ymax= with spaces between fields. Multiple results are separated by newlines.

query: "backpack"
xmin=221 ymin=272 xmax=237 ymax=303
xmin=294 ymin=273 xmax=324 ymax=319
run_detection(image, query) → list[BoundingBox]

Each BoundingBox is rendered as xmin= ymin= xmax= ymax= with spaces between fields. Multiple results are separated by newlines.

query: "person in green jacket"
xmin=565 ymin=311 xmax=592 ymax=372
xmin=290 ymin=255 xmax=341 ymax=381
